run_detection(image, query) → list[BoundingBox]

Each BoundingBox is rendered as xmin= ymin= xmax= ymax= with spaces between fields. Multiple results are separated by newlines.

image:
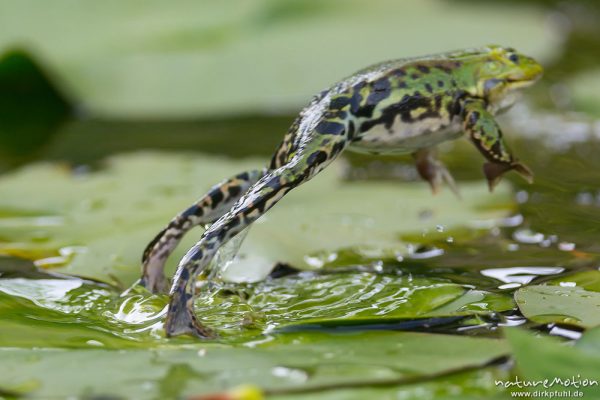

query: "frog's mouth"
xmin=506 ymin=65 xmax=544 ymax=87
xmin=505 ymin=75 xmax=541 ymax=89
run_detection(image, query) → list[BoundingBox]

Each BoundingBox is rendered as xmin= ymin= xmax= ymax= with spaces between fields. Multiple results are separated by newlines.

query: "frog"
xmin=138 ymin=45 xmax=543 ymax=338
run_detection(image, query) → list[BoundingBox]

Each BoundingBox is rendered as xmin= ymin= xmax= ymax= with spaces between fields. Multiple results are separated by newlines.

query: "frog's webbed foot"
xmin=483 ymin=161 xmax=533 ymax=192
xmin=413 ymin=148 xmax=460 ymax=198
xmin=139 ymin=169 xmax=266 ymax=294
xmin=164 ymin=287 xmax=217 ymax=339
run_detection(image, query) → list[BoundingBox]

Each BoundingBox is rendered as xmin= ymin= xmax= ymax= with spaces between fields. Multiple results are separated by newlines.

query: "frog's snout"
xmin=518 ymin=57 xmax=544 ymax=82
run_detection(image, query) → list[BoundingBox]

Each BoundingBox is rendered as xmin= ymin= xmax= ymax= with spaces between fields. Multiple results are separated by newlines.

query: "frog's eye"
xmin=508 ymin=53 xmax=519 ymax=64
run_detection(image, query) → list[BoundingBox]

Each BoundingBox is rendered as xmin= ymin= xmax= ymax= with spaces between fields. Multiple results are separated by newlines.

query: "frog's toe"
xmin=483 ymin=161 xmax=534 ymax=192
xmin=512 ymin=162 xmax=534 ymax=184
xmin=164 ymin=297 xmax=217 ymax=339
xmin=139 ymin=267 xmax=171 ymax=294
xmin=415 ymin=155 xmax=460 ymax=198
xmin=165 ymin=315 xmax=217 ymax=339
xmin=437 ymin=165 xmax=461 ymax=199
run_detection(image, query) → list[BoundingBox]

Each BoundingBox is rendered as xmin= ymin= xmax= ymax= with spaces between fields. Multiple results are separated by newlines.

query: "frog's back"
xmin=332 ymin=46 xmax=481 ymax=91
xmin=293 ymin=51 xmax=470 ymax=156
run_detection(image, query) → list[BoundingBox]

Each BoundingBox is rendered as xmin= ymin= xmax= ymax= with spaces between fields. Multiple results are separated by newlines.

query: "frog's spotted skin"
xmin=139 ymin=45 xmax=543 ymax=338
xmin=140 ymin=169 xmax=266 ymax=293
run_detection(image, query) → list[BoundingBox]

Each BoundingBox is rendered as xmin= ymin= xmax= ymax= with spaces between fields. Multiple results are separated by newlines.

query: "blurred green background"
xmin=1 ymin=0 xmax=599 ymax=172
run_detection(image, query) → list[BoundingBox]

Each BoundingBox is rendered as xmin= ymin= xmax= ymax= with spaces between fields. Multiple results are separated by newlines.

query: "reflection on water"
xmin=480 ymin=266 xmax=565 ymax=286
xmin=0 ymin=267 xmax=501 ymax=347
xmin=0 ymin=249 xmax=591 ymax=349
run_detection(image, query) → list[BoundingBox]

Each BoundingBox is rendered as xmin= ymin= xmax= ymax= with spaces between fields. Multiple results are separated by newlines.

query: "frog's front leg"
xmin=140 ymin=169 xmax=266 ymax=294
xmin=165 ymin=133 xmax=348 ymax=338
xmin=461 ymin=98 xmax=533 ymax=191
xmin=412 ymin=148 xmax=460 ymax=197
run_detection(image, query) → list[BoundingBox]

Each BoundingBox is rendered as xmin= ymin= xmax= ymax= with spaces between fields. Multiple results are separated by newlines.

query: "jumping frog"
xmin=139 ymin=45 xmax=543 ymax=338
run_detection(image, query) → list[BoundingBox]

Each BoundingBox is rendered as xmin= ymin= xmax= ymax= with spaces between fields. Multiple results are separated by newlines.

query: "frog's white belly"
xmin=350 ymin=115 xmax=462 ymax=155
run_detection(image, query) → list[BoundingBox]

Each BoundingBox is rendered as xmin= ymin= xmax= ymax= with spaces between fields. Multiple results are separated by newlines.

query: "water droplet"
xmin=303 ymin=255 xmax=325 ymax=268
xmin=408 ymin=246 xmax=444 ymax=259
xmin=271 ymin=366 xmax=308 ymax=383
xmin=507 ymin=243 xmax=520 ymax=252
xmin=372 ymin=261 xmax=384 ymax=273
xmin=513 ymin=228 xmax=544 ymax=244
xmin=558 ymin=242 xmax=576 ymax=251
xmin=516 ymin=190 xmax=529 ymax=204
xmin=559 ymin=282 xmax=576 ymax=287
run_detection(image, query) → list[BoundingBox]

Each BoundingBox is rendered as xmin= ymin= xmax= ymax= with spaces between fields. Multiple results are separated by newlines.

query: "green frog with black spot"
xmin=138 ymin=45 xmax=543 ymax=338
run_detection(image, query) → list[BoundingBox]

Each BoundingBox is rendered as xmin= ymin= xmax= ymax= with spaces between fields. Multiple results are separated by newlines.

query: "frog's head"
xmin=472 ymin=45 xmax=543 ymax=111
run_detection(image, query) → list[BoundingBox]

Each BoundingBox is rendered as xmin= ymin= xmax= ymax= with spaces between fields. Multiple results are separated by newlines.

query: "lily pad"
xmin=0 ymin=152 xmax=512 ymax=287
xmin=0 ymin=270 xmax=514 ymax=347
xmin=514 ymin=285 xmax=600 ymax=328
xmin=0 ymin=330 xmax=510 ymax=399
xmin=547 ymin=270 xmax=600 ymax=292
xmin=505 ymin=328 xmax=600 ymax=398
xmin=575 ymin=327 xmax=600 ymax=357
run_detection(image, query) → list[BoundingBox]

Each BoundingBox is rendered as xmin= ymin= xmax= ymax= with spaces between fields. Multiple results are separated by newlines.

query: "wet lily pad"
xmin=0 ymin=330 xmax=510 ymax=399
xmin=195 ymin=273 xmax=515 ymax=334
xmin=514 ymin=285 xmax=600 ymax=328
xmin=0 ymin=152 xmax=512 ymax=287
xmin=0 ymin=271 xmax=514 ymax=347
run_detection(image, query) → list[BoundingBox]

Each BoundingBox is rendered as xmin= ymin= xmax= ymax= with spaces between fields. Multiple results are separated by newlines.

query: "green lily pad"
xmin=0 ymin=0 xmax=556 ymax=117
xmin=198 ymin=274 xmax=515 ymax=333
xmin=547 ymin=270 xmax=600 ymax=292
xmin=575 ymin=326 xmax=600 ymax=357
xmin=0 ymin=152 xmax=512 ymax=287
xmin=505 ymin=328 xmax=600 ymax=398
xmin=0 ymin=330 xmax=510 ymax=399
xmin=0 ymin=270 xmax=514 ymax=347
xmin=515 ymin=285 xmax=600 ymax=328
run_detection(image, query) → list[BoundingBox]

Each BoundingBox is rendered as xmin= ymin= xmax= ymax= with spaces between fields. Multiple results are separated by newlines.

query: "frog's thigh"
xmin=165 ymin=133 xmax=348 ymax=338
xmin=140 ymin=168 xmax=266 ymax=294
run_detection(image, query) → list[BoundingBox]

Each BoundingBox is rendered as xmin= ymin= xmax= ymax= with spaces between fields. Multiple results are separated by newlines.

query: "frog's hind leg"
xmin=165 ymin=133 xmax=347 ymax=338
xmin=413 ymin=147 xmax=460 ymax=198
xmin=140 ymin=169 xmax=267 ymax=294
